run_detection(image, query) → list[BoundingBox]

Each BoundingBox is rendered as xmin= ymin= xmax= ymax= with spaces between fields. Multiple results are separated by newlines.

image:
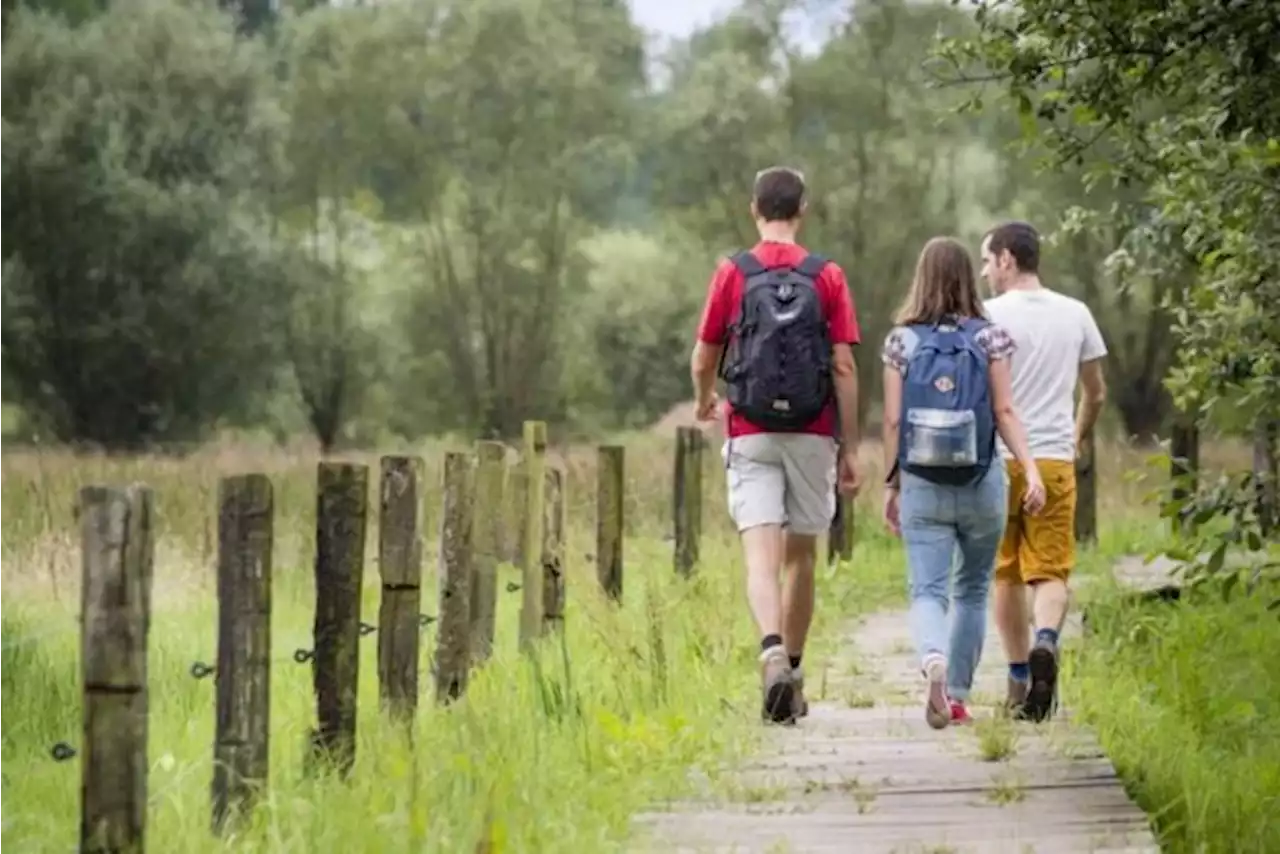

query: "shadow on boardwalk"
xmin=633 ymin=580 xmax=1160 ymax=854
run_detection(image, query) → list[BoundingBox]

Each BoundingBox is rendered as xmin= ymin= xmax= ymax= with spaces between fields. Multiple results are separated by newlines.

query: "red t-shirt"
xmin=696 ymin=241 xmax=861 ymax=438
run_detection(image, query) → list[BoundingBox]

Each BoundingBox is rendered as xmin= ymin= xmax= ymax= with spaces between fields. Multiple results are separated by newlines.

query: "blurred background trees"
xmin=2 ymin=0 xmax=1269 ymax=454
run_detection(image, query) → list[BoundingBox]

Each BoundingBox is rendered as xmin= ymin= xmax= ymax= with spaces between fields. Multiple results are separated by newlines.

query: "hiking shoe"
xmin=922 ymin=654 xmax=950 ymax=730
xmin=949 ymin=699 xmax=973 ymax=725
xmin=760 ymin=646 xmax=795 ymax=724
xmin=1005 ymin=676 xmax=1030 ymax=720
xmin=792 ymin=667 xmax=809 ymax=719
xmin=1025 ymin=638 xmax=1059 ymax=723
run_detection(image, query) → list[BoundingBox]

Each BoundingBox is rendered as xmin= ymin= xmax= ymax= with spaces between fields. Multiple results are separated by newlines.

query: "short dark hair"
xmin=984 ymin=221 xmax=1040 ymax=273
xmin=752 ymin=166 xmax=806 ymax=222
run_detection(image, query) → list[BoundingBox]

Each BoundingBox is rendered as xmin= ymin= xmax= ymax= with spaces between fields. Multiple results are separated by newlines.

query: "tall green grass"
xmin=1065 ymin=573 xmax=1280 ymax=854
xmin=0 ymin=437 xmax=905 ymax=852
xmin=5 ymin=433 xmax=1273 ymax=853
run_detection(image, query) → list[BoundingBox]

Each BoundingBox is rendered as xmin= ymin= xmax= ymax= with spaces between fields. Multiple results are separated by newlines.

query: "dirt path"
xmin=632 ymin=585 xmax=1159 ymax=853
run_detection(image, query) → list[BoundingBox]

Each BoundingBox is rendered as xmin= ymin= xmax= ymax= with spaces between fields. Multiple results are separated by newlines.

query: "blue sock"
xmin=1009 ymin=662 xmax=1030 ymax=683
xmin=1036 ymin=627 xmax=1060 ymax=646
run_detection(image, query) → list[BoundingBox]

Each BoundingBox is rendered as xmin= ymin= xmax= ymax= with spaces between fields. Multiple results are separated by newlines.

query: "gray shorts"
xmin=722 ymin=433 xmax=838 ymax=535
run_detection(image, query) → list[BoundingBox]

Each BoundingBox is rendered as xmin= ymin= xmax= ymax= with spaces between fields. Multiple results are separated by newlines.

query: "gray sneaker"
xmin=1025 ymin=638 xmax=1059 ymax=722
xmin=760 ymin=647 xmax=796 ymax=724
xmin=792 ymin=667 xmax=809 ymax=719
xmin=1005 ymin=676 xmax=1030 ymax=720
xmin=922 ymin=654 xmax=950 ymax=730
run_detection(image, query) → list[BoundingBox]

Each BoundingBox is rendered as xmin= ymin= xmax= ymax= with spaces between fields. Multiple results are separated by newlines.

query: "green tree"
xmin=648 ymin=0 xmax=995 ymax=420
xmin=376 ymin=0 xmax=645 ymax=438
xmin=939 ymin=0 xmax=1280 ymax=571
xmin=1 ymin=0 xmax=289 ymax=449
xmin=272 ymin=7 xmax=395 ymax=452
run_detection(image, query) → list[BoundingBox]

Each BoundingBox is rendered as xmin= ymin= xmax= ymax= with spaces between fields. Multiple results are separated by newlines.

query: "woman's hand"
xmin=883 ymin=488 xmax=901 ymax=537
xmin=1022 ymin=470 xmax=1047 ymax=515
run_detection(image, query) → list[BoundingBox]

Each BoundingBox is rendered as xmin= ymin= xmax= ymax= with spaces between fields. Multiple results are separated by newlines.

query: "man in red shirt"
xmin=690 ymin=166 xmax=862 ymax=724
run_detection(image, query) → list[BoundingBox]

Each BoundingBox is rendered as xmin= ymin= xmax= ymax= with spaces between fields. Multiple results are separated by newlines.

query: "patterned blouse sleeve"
xmin=881 ymin=327 xmax=909 ymax=374
xmin=977 ymin=323 xmax=1017 ymax=361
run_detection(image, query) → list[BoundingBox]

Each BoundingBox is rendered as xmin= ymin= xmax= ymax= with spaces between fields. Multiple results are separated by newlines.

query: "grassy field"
xmin=1055 ymin=437 xmax=1280 ymax=854
xmin=1 ymin=430 xmax=1276 ymax=852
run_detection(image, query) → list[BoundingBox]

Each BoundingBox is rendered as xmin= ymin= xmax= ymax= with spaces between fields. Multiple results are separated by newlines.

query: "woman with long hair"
xmin=881 ymin=236 xmax=1046 ymax=728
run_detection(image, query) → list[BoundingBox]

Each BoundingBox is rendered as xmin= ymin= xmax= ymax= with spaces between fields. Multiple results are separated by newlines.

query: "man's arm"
xmin=690 ymin=261 xmax=733 ymax=413
xmin=1075 ymin=304 xmax=1109 ymax=449
xmin=825 ymin=265 xmax=862 ymax=449
xmin=690 ymin=341 xmax=722 ymax=407
xmin=1075 ymin=359 xmax=1107 ymax=449
xmin=833 ymin=344 xmax=859 ymax=449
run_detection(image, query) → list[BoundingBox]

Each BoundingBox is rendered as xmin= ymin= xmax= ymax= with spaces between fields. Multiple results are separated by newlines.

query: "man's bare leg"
xmin=782 ymin=531 xmax=817 ymax=708
xmin=781 ymin=530 xmax=817 ymax=717
xmin=741 ymin=523 xmax=795 ymax=722
xmin=1031 ymin=579 xmax=1070 ymax=634
xmin=743 ymin=524 xmax=785 ymax=636
xmin=995 ymin=580 xmax=1032 ymax=662
xmin=994 ymin=579 xmax=1032 ymax=714
xmin=781 ymin=531 xmax=817 ymax=660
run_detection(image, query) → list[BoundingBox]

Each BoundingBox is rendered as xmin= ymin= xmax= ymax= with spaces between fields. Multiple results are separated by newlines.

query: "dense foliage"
xmin=1 ymin=0 xmax=1269 ymax=460
xmin=937 ymin=0 xmax=1279 ymax=581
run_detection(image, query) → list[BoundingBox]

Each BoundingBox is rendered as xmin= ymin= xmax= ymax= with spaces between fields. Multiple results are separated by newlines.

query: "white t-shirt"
xmin=984 ymin=288 xmax=1108 ymax=461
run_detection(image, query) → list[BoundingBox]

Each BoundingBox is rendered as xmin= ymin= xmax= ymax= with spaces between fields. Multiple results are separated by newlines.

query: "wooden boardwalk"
xmin=632 ymin=580 xmax=1160 ymax=853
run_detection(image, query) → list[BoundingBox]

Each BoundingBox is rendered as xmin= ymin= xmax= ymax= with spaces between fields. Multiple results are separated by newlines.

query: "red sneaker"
xmin=949 ymin=699 xmax=974 ymax=725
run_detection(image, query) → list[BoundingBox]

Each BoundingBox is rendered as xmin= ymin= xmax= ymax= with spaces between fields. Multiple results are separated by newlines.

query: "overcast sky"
xmin=628 ymin=0 xmax=737 ymax=39
xmin=627 ymin=0 xmax=837 ymax=53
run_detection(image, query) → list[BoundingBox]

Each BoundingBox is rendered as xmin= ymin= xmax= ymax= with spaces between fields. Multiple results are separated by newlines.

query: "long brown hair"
xmin=893 ymin=236 xmax=987 ymax=325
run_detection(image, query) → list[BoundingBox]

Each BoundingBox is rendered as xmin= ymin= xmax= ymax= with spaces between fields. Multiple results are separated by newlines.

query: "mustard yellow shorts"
xmin=996 ymin=459 xmax=1077 ymax=585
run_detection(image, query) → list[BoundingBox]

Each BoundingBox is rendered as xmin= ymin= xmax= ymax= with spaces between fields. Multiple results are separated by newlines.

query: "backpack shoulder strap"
xmin=729 ymin=250 xmax=767 ymax=278
xmin=795 ymin=253 xmax=828 ymax=279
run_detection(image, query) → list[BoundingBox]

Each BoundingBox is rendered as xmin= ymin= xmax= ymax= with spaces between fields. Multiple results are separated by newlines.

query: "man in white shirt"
xmin=980 ymin=221 xmax=1108 ymax=722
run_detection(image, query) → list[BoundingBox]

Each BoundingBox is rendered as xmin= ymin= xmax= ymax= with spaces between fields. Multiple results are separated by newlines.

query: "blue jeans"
xmin=899 ymin=462 xmax=1007 ymax=700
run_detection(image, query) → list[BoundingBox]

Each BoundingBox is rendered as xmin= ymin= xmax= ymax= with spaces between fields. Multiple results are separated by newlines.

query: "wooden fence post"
xmin=470 ymin=441 xmax=505 ymax=663
xmin=519 ymin=421 xmax=547 ymax=652
xmin=1254 ymin=416 xmax=1278 ymax=539
xmin=507 ymin=463 xmax=528 ymax=567
xmin=435 ymin=451 xmax=473 ymax=702
xmin=377 ymin=456 xmax=423 ymax=722
xmin=311 ymin=462 xmax=367 ymax=775
xmin=1074 ymin=431 xmax=1098 ymax=545
xmin=542 ymin=466 xmax=566 ymax=634
xmin=596 ymin=445 xmax=624 ymax=602
xmin=212 ymin=475 xmax=273 ymax=833
xmin=1170 ymin=416 xmax=1200 ymax=536
xmin=828 ymin=486 xmax=854 ymax=564
xmin=79 ymin=484 xmax=154 ymax=854
xmin=673 ymin=426 xmax=704 ymax=576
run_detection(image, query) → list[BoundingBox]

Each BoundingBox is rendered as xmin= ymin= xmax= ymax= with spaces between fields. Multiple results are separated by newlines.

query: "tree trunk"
xmin=1115 ymin=377 xmax=1170 ymax=446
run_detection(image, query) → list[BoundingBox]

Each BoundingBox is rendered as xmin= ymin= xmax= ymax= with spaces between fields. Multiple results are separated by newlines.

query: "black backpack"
xmin=718 ymin=251 xmax=833 ymax=432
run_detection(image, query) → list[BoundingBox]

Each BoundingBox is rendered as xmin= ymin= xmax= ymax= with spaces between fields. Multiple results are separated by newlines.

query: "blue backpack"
xmin=897 ymin=318 xmax=997 ymax=486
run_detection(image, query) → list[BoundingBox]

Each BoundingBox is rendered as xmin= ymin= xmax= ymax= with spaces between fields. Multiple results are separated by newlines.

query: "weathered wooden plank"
xmin=636 ymin=791 xmax=1158 ymax=854
xmin=519 ymin=421 xmax=547 ymax=651
xmin=673 ymin=426 xmax=704 ymax=576
xmin=311 ymin=462 xmax=367 ymax=775
xmin=542 ymin=466 xmax=566 ymax=634
xmin=507 ymin=463 xmax=528 ymax=568
xmin=79 ymin=484 xmax=154 ymax=854
xmin=435 ymin=451 xmax=473 ymax=703
xmin=596 ymin=444 xmax=625 ymax=602
xmin=632 ymin=574 xmax=1158 ymax=854
xmin=470 ymin=441 xmax=505 ymax=663
xmin=377 ymin=456 xmax=423 ymax=722
xmin=212 ymin=474 xmax=273 ymax=832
